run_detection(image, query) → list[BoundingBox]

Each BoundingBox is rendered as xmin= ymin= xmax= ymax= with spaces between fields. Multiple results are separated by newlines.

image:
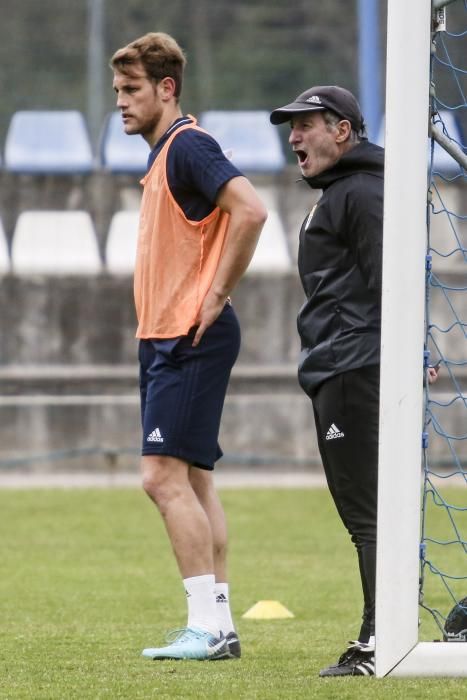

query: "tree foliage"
xmin=0 ymin=0 xmax=364 ymax=144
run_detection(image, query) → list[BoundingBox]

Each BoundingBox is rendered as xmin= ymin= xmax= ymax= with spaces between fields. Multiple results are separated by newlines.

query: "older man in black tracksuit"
xmin=270 ymin=86 xmax=383 ymax=677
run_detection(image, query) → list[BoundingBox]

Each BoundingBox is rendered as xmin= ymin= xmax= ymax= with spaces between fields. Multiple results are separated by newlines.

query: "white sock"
xmin=357 ymin=635 xmax=375 ymax=650
xmin=214 ymin=582 xmax=235 ymax=636
xmin=183 ymin=574 xmax=219 ymax=636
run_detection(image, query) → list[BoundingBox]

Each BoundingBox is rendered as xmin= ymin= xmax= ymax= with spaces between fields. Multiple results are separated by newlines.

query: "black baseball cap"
xmin=270 ymin=85 xmax=366 ymax=135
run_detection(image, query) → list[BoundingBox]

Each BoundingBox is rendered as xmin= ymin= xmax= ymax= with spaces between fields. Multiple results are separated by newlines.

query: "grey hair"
xmin=322 ymin=110 xmax=361 ymax=143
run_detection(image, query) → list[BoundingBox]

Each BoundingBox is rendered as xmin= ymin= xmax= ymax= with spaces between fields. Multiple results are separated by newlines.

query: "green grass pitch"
xmin=0 ymin=485 xmax=466 ymax=699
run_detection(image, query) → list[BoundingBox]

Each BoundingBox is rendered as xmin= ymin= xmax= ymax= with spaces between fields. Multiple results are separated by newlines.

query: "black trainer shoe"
xmin=319 ymin=641 xmax=375 ymax=677
xmin=225 ymin=631 xmax=241 ymax=659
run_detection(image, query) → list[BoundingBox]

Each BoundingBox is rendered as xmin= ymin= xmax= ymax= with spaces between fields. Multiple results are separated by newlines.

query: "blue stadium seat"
xmin=376 ymin=110 xmax=464 ymax=176
xmin=4 ymin=110 xmax=94 ymax=174
xmin=100 ymin=111 xmax=150 ymax=173
xmin=199 ymin=111 xmax=286 ymax=174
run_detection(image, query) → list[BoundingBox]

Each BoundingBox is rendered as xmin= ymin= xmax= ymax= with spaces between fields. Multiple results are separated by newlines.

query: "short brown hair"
xmin=110 ymin=32 xmax=187 ymax=99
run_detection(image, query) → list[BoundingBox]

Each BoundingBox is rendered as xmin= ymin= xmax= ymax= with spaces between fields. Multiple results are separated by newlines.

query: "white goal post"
xmin=375 ymin=0 xmax=467 ymax=677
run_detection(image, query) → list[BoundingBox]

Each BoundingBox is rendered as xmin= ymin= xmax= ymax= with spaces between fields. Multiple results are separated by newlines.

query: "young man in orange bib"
xmin=111 ymin=32 xmax=266 ymax=660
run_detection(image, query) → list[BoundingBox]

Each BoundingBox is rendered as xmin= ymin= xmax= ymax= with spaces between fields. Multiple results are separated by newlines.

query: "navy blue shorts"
xmin=138 ymin=304 xmax=241 ymax=470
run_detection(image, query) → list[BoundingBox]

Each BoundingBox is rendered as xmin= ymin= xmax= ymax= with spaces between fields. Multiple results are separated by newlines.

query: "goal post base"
xmin=377 ymin=642 xmax=467 ymax=678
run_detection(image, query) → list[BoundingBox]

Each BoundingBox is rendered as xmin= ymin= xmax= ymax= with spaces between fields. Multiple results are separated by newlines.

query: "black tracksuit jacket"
xmin=297 ymin=139 xmax=384 ymax=396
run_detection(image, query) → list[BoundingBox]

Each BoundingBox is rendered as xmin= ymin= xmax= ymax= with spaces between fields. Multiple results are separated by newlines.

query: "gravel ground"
xmin=0 ymin=469 xmax=462 ymax=489
xmin=0 ymin=468 xmax=327 ymax=489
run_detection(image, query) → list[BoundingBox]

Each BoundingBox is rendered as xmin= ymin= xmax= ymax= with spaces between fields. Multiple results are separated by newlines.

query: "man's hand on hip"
xmin=192 ymin=291 xmax=228 ymax=347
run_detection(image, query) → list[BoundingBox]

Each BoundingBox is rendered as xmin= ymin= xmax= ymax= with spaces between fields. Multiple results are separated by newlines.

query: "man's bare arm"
xmin=192 ymin=176 xmax=267 ymax=347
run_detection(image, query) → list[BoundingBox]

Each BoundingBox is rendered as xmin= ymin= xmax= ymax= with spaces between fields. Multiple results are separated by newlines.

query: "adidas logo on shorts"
xmin=325 ymin=423 xmax=345 ymax=440
xmin=147 ymin=427 xmax=164 ymax=443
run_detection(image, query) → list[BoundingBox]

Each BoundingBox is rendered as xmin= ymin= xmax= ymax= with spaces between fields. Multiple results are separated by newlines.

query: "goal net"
xmin=376 ymin=0 xmax=467 ymax=676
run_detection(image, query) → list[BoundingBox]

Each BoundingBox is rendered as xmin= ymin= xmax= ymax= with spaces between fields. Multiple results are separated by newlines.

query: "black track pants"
xmin=311 ymin=364 xmax=380 ymax=642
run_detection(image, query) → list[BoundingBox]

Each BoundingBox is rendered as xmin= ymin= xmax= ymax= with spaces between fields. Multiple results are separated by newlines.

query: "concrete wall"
xmin=0 ymin=271 xmax=322 ymax=473
xmin=1 ymin=267 xmax=464 ymax=474
xmin=0 ymin=172 xmax=464 ymax=474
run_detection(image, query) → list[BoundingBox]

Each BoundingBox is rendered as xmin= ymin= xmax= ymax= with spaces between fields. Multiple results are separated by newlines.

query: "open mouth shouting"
xmin=294 ymin=149 xmax=307 ymax=167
